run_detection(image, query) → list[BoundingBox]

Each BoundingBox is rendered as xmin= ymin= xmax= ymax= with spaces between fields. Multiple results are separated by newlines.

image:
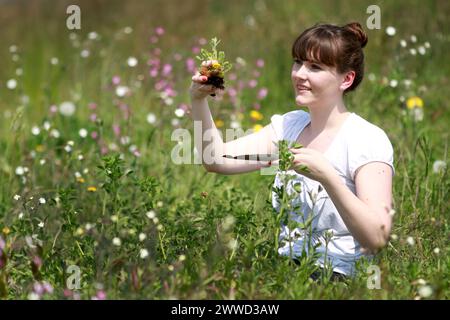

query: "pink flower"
xmin=149 ymin=68 xmax=158 ymax=78
xmin=113 ymin=124 xmax=121 ymax=137
xmin=253 ymin=70 xmax=261 ymax=78
xmin=150 ymin=36 xmax=158 ymax=44
xmin=90 ymin=113 xmax=97 ymax=122
xmin=33 ymin=282 xmax=44 ymax=295
xmin=256 ymin=59 xmax=265 ymax=68
xmin=173 ymin=53 xmax=182 ymax=61
xmin=178 ymin=103 xmax=189 ymax=111
xmin=91 ymin=131 xmax=98 ymax=139
xmin=257 ymin=87 xmax=268 ymax=100
xmin=185 ymin=58 xmax=196 ymax=73
xmin=112 ymin=76 xmax=121 ymax=85
xmin=63 ymin=289 xmax=73 ymax=297
xmin=191 ymin=46 xmax=200 ymax=54
xmin=155 ymin=26 xmax=165 ymax=36
xmin=253 ymin=103 xmax=261 ymax=110
xmin=198 ymin=37 xmax=207 ymax=45
xmin=248 ymin=79 xmax=258 ymax=88
xmin=88 ymin=102 xmax=97 ymax=110
xmin=228 ymin=73 xmax=237 ymax=81
xmin=228 ymin=87 xmax=237 ymax=97
xmin=42 ymin=282 xmax=53 ymax=294
xmin=153 ymin=48 xmax=161 ymax=56
xmin=49 ymin=105 xmax=58 ymax=114
xmin=162 ymin=64 xmax=172 ymax=76
xmin=101 ymin=146 xmax=109 ymax=155
xmin=96 ymin=290 xmax=106 ymax=300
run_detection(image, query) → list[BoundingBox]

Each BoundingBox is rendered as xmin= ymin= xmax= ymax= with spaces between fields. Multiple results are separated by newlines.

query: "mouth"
xmin=296 ymin=85 xmax=311 ymax=92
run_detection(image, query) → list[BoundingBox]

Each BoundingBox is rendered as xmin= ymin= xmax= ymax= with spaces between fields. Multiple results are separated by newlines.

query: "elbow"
xmin=362 ymin=232 xmax=389 ymax=254
xmin=204 ymin=164 xmax=222 ymax=174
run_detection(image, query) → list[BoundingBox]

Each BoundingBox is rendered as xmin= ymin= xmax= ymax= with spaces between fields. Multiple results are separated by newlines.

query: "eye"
xmin=311 ymin=63 xmax=322 ymax=70
xmin=293 ymin=58 xmax=303 ymax=65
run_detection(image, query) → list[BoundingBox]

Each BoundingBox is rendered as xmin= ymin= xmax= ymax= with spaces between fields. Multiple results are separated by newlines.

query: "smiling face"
xmin=291 ymin=59 xmax=346 ymax=107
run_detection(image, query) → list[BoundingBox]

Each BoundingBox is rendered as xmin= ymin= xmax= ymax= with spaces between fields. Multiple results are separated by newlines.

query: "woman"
xmin=189 ymin=22 xmax=395 ymax=279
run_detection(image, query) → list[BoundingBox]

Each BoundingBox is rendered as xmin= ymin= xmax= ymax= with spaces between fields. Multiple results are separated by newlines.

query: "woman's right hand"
xmin=189 ymin=61 xmax=218 ymax=100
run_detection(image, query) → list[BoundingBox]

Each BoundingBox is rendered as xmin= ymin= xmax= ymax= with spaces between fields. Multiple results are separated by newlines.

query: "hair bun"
xmin=344 ymin=22 xmax=368 ymax=48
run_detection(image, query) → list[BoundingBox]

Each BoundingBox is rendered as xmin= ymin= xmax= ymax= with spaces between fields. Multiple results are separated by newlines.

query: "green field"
xmin=0 ymin=0 xmax=448 ymax=299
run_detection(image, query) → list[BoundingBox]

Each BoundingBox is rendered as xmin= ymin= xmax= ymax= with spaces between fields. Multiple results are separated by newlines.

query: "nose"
xmin=293 ymin=64 xmax=307 ymax=79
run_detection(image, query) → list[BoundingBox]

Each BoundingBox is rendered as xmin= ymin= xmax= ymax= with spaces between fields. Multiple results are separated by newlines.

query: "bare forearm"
xmin=322 ymin=172 xmax=388 ymax=251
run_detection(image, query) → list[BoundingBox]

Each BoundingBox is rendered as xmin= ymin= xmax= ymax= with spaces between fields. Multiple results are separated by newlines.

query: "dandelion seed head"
xmin=418 ymin=285 xmax=433 ymax=298
xmin=385 ymin=26 xmax=396 ymax=36
xmin=127 ymin=56 xmax=138 ymax=67
xmin=139 ymin=248 xmax=149 ymax=259
xmin=112 ymin=237 xmax=121 ymax=246
xmin=6 ymin=79 xmax=17 ymax=90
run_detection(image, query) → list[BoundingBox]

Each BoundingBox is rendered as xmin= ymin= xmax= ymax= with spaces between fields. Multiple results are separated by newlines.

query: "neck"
xmin=305 ymin=98 xmax=350 ymax=135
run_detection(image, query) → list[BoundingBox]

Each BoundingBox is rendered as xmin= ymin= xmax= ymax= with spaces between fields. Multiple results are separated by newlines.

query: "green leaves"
xmin=195 ymin=37 xmax=233 ymax=74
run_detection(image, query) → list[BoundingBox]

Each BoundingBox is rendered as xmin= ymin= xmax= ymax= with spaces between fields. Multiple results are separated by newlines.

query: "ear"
xmin=340 ymin=70 xmax=356 ymax=91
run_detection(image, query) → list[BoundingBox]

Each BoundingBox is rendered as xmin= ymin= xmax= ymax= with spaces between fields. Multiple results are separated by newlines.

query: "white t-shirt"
xmin=270 ymin=110 xmax=395 ymax=276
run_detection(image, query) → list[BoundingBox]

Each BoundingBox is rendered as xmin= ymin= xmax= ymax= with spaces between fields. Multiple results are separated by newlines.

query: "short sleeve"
xmin=270 ymin=110 xmax=309 ymax=142
xmin=348 ymin=127 xmax=395 ymax=180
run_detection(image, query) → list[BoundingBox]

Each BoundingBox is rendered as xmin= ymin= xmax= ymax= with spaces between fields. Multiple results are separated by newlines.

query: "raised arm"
xmin=189 ymin=68 xmax=278 ymax=175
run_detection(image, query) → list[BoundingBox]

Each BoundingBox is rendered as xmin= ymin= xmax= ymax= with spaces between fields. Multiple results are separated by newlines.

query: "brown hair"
xmin=292 ymin=22 xmax=368 ymax=93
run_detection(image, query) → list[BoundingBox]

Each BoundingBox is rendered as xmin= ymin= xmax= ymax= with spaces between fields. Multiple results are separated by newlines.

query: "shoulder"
xmin=270 ymin=109 xmax=309 ymax=141
xmin=347 ymin=113 xmax=393 ymax=147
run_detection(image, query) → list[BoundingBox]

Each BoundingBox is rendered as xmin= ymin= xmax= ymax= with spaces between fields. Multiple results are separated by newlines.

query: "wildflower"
xmin=406 ymin=236 xmax=415 ymax=246
xmin=78 ymin=154 xmax=84 ymax=161
xmin=87 ymin=186 xmax=97 ymax=192
xmin=112 ymin=237 xmax=121 ymax=246
xmin=424 ymin=42 xmax=430 ymax=48
xmin=80 ymin=49 xmax=90 ymax=58
xmin=400 ymin=39 xmax=407 ymax=47
xmin=6 ymin=79 xmax=17 ymax=90
xmin=139 ymin=233 xmax=146 ymax=242
xmin=178 ymin=254 xmax=186 ymax=262
xmin=390 ymin=234 xmax=398 ymax=241
xmin=248 ymin=79 xmax=258 ymax=88
xmin=168 ymin=265 xmax=174 ymax=271
xmin=2 ymin=227 xmax=10 ymax=235
xmin=127 ymin=56 xmax=138 ymax=67
xmin=409 ymin=48 xmax=417 ymax=55
xmin=39 ymin=198 xmax=46 ymax=204
xmin=38 ymin=221 xmax=44 ymax=228
xmin=256 ymin=59 xmax=265 ymax=68
xmin=411 ymin=108 xmax=423 ymax=122
xmin=50 ymin=57 xmax=59 ymax=65
xmin=174 ymin=108 xmax=185 ymax=118
xmin=406 ymin=96 xmax=423 ymax=109
xmin=64 ymin=145 xmax=72 ymax=153
xmin=14 ymin=166 xmax=26 ymax=175
xmin=385 ymin=26 xmax=396 ymax=36
xmin=146 ymin=210 xmax=156 ymax=219
xmin=124 ymin=26 xmax=133 ymax=34
xmin=433 ymin=247 xmax=440 ymax=254
xmin=115 ymin=86 xmax=130 ymax=97
xmin=50 ymin=129 xmax=60 ymax=138
xmin=410 ymin=35 xmax=417 ymax=43
xmin=214 ymin=119 xmax=224 ymax=128
xmin=59 ymin=101 xmax=76 ymax=116
xmin=418 ymin=46 xmax=426 ymax=55
xmin=155 ymin=26 xmax=165 ymax=36
xmin=28 ymin=292 xmax=40 ymax=300
xmin=88 ymin=31 xmax=98 ymax=40
xmin=253 ymin=124 xmax=263 ymax=132
xmin=250 ymin=110 xmax=264 ymax=121
xmin=152 ymin=217 xmax=159 ymax=224
xmin=79 ymin=128 xmax=88 ymax=138
xmin=75 ymin=227 xmax=84 ymax=236
xmin=212 ymin=62 xmax=221 ymax=69
xmin=14 ymin=194 xmax=21 ymax=201
xmin=389 ymin=79 xmax=398 ymax=88
xmin=257 ymin=88 xmax=268 ymax=100
xmin=157 ymin=201 xmax=163 ymax=208
xmin=111 ymin=215 xmax=118 ymax=222
xmin=67 ymin=140 xmax=74 ymax=146
xmin=139 ymin=248 xmax=149 ymax=259
xmin=432 ymin=160 xmax=446 ymax=174
xmin=418 ymin=285 xmax=433 ymax=298
xmin=18 ymin=212 xmax=24 ymax=219
xmin=157 ymin=224 xmax=163 ymax=231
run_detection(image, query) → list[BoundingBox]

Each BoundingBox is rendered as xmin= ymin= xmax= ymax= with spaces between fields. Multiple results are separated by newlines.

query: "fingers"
xmin=201 ymin=60 xmax=219 ymax=67
xmin=290 ymin=148 xmax=303 ymax=154
xmin=191 ymin=72 xmax=208 ymax=83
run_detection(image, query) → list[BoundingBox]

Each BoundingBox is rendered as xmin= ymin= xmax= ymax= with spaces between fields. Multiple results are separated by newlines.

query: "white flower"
xmin=236 ymin=57 xmax=246 ymax=66
xmin=174 ymin=108 xmax=185 ymax=118
xmin=152 ymin=217 xmax=159 ymax=224
xmin=50 ymin=129 xmax=60 ymax=138
xmin=178 ymin=254 xmax=186 ymax=262
xmin=157 ymin=201 xmax=163 ymax=208
xmin=410 ymin=35 xmax=417 ymax=43
xmin=139 ymin=233 xmax=146 ymax=242
xmin=406 ymin=236 xmax=415 ymax=246
xmin=409 ymin=48 xmax=417 ymax=55
xmin=227 ymin=238 xmax=238 ymax=250
xmin=157 ymin=224 xmax=163 ymax=231
xmin=385 ymin=26 xmax=396 ymax=36
xmin=146 ymin=113 xmax=156 ymax=124
xmin=115 ymin=86 xmax=129 ymax=97
xmin=43 ymin=121 xmax=51 ymax=131
xmin=50 ymin=57 xmax=59 ymax=65
xmin=124 ymin=26 xmax=133 ymax=34
xmin=88 ymin=31 xmax=98 ymax=40
xmin=64 ymin=145 xmax=72 ymax=153
xmin=83 ymin=168 xmax=89 ymax=174
xmin=16 ymin=68 xmax=23 ymax=76
xmin=171 ymin=119 xmax=179 ymax=126
xmin=78 ymin=154 xmax=84 ymax=161
xmin=418 ymin=46 xmax=426 ymax=55
xmin=120 ymin=136 xmax=130 ymax=145
xmin=6 ymin=79 xmax=17 ymax=90
xmin=31 ymin=126 xmax=40 ymax=136
xmin=80 ymin=49 xmax=90 ymax=58
xmin=164 ymin=98 xmax=174 ymax=106
xmin=111 ymin=215 xmax=118 ymax=222
xmin=367 ymin=73 xmax=376 ymax=81
xmin=9 ymin=45 xmax=18 ymax=53
xmin=67 ymin=140 xmax=74 ymax=146
xmin=15 ymin=166 xmax=25 ymax=176
xmin=85 ymin=223 xmax=93 ymax=231
xmin=59 ymin=101 xmax=76 ymax=117
xmin=38 ymin=221 xmax=45 ymax=228
xmin=112 ymin=237 xmax=121 ymax=246
xmin=19 ymin=212 xmax=24 ymax=219
xmin=432 ymin=160 xmax=446 ymax=174
xmin=424 ymin=42 xmax=430 ymax=48
xmin=79 ymin=128 xmax=88 ymax=138
xmin=433 ymin=247 xmax=440 ymax=254
xmin=39 ymin=159 xmax=46 ymax=165
xmin=146 ymin=210 xmax=156 ymax=219
xmin=400 ymin=39 xmax=407 ymax=47
xmin=127 ymin=56 xmax=138 ymax=67
xmin=39 ymin=197 xmax=46 ymax=204
xmin=74 ymin=171 xmax=82 ymax=178
xmin=230 ymin=121 xmax=240 ymax=129
xmin=390 ymin=234 xmax=398 ymax=241
xmin=139 ymin=248 xmax=149 ymax=259
xmin=28 ymin=292 xmax=40 ymax=300
xmin=418 ymin=285 xmax=433 ymax=298
xmin=14 ymin=194 xmax=21 ymax=201
xmin=411 ymin=107 xmax=423 ymax=122
xmin=389 ymin=79 xmax=398 ymax=88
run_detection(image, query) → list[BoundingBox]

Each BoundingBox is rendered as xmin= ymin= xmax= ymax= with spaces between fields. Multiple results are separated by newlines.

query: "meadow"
xmin=0 ymin=0 xmax=448 ymax=299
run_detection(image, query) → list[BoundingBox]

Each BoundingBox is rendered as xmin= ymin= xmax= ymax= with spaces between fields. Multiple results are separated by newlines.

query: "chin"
xmin=295 ymin=96 xmax=311 ymax=106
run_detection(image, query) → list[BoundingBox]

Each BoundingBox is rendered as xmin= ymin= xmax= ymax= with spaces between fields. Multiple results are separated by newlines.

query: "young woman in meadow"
xmin=189 ymin=22 xmax=395 ymax=280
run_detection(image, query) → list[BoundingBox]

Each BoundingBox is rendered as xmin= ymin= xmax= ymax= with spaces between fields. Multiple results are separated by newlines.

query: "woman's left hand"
xmin=288 ymin=148 xmax=338 ymax=184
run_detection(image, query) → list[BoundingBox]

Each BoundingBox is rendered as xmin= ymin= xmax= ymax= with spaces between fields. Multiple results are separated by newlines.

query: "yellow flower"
xmin=77 ymin=177 xmax=85 ymax=183
xmin=2 ymin=226 xmax=11 ymax=235
xmin=212 ymin=62 xmax=221 ymax=69
xmin=35 ymin=145 xmax=45 ymax=152
xmin=406 ymin=96 xmax=424 ymax=109
xmin=250 ymin=110 xmax=264 ymax=121
xmin=215 ymin=119 xmax=224 ymax=128
xmin=253 ymin=124 xmax=263 ymax=132
xmin=87 ymin=186 xmax=97 ymax=192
